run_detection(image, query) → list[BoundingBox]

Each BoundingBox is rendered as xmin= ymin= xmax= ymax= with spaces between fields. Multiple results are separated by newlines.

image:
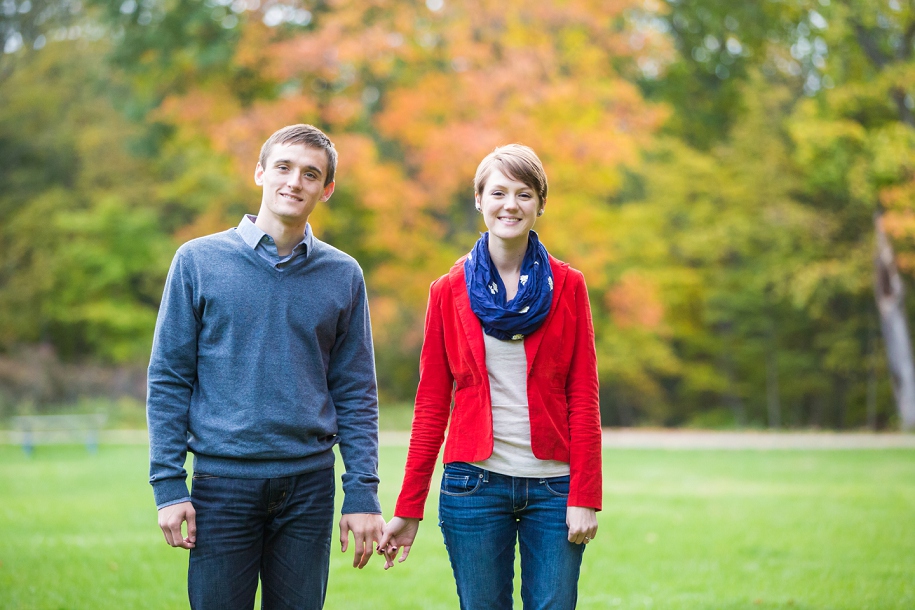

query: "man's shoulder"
xmin=174 ymin=229 xmax=242 ymax=262
xmin=310 ymin=237 xmax=363 ymax=275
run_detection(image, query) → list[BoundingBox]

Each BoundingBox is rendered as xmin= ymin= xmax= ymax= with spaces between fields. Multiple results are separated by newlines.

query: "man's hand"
xmin=339 ymin=513 xmax=385 ymax=569
xmin=158 ymin=501 xmax=196 ymax=549
xmin=566 ymin=506 xmax=597 ymax=545
xmin=377 ymin=516 xmax=420 ymax=570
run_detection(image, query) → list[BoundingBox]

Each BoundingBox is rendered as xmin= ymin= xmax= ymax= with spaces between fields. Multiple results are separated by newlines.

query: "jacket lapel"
xmin=524 ymin=256 xmax=569 ymax=374
xmin=449 ymin=259 xmax=488 ymax=377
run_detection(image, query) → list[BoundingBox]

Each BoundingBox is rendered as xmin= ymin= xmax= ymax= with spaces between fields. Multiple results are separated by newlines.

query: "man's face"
xmin=254 ymin=143 xmax=335 ymax=226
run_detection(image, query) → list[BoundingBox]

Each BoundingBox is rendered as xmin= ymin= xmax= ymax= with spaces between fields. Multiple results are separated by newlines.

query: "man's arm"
xmin=326 ymin=269 xmax=383 ymax=565
xmin=147 ymin=249 xmax=200 ymax=522
xmin=339 ymin=513 xmax=385 ymax=569
xmin=158 ymin=501 xmax=197 ymax=549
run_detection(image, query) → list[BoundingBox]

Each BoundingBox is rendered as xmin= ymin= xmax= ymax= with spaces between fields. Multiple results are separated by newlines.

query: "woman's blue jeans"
xmin=187 ymin=467 xmax=335 ymax=610
xmin=438 ymin=462 xmax=585 ymax=610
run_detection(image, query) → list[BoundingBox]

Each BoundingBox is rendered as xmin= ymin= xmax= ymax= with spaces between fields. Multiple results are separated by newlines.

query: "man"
xmin=147 ymin=124 xmax=384 ymax=610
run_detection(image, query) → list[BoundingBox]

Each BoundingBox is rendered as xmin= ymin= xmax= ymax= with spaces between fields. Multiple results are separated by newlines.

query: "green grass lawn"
xmin=1 ymin=444 xmax=913 ymax=609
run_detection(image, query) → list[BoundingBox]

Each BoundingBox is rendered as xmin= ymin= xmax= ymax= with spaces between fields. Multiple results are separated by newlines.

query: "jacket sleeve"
xmin=394 ymin=278 xmax=455 ymax=519
xmin=147 ymin=248 xmax=199 ymax=509
xmin=328 ymin=269 xmax=382 ymax=515
xmin=566 ymin=271 xmax=603 ymax=510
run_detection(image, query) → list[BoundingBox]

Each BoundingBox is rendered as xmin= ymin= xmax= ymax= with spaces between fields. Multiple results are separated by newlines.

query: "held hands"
xmin=377 ymin=516 xmax=420 ymax=570
xmin=339 ymin=513 xmax=386 ymax=569
xmin=566 ymin=506 xmax=598 ymax=545
xmin=158 ymin=501 xmax=197 ymax=549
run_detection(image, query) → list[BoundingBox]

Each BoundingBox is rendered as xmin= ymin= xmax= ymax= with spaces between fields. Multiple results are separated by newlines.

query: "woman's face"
xmin=476 ymin=168 xmax=543 ymax=246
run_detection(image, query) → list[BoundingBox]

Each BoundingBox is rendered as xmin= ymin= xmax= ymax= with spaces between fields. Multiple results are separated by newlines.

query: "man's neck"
xmin=254 ymin=215 xmax=307 ymax=257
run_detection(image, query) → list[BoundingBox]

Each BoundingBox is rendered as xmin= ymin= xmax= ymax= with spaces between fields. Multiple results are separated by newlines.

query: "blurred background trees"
xmin=1 ymin=0 xmax=913 ymax=429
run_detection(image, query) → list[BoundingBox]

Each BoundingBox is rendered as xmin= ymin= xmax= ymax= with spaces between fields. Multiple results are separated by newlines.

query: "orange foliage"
xmin=157 ymin=0 xmax=666 ymax=358
xmin=881 ymin=177 xmax=915 ymax=273
xmin=606 ymin=273 xmax=665 ymax=329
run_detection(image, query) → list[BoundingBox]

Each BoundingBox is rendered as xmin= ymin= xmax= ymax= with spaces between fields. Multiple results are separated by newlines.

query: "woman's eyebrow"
xmin=490 ymin=183 xmax=531 ymax=190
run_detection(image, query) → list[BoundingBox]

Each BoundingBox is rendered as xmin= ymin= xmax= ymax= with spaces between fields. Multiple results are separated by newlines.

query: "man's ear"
xmin=254 ymin=163 xmax=264 ymax=186
xmin=321 ymin=181 xmax=336 ymax=202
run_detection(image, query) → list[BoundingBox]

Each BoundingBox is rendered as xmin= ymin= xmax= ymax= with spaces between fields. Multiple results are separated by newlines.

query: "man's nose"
xmin=286 ymin=172 xmax=303 ymax=189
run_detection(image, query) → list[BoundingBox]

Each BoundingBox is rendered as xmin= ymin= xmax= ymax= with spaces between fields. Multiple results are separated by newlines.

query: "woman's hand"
xmin=377 ymin=516 xmax=421 ymax=570
xmin=566 ymin=506 xmax=598 ymax=545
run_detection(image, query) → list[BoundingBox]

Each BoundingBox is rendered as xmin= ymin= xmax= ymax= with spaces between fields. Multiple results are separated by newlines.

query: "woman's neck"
xmin=488 ymin=233 xmax=529 ymax=301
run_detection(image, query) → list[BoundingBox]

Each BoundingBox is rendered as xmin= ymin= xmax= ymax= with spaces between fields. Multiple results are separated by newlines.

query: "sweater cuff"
xmin=341 ymin=489 xmax=382 ymax=515
xmin=153 ymin=478 xmax=191 ymax=509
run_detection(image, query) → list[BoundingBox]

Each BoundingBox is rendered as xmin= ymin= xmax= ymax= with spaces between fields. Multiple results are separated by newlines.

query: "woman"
xmin=380 ymin=144 xmax=602 ymax=609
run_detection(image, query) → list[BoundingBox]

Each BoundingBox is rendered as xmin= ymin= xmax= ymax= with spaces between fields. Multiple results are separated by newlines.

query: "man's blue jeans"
xmin=187 ymin=467 xmax=335 ymax=610
xmin=438 ymin=462 xmax=585 ymax=610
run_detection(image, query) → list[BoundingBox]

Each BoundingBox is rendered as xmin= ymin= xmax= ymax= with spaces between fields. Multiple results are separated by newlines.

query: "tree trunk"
xmin=866 ymin=320 xmax=878 ymax=430
xmin=873 ymin=214 xmax=915 ymax=431
xmin=765 ymin=324 xmax=781 ymax=429
xmin=719 ymin=323 xmax=746 ymax=427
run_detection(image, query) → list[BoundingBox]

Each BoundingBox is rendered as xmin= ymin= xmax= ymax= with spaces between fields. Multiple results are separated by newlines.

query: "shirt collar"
xmin=237 ymin=214 xmax=265 ymax=249
xmin=237 ymin=215 xmax=313 ymax=254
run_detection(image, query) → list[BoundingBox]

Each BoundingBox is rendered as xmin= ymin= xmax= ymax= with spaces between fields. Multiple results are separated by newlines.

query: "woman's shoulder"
xmin=427 ymin=257 xmax=465 ymax=298
xmin=547 ymin=254 xmax=586 ymax=283
xmin=430 ymin=256 xmax=468 ymax=287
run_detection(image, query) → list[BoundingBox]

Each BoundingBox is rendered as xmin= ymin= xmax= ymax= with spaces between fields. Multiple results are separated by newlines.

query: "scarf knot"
xmin=464 ymin=231 xmax=553 ymax=341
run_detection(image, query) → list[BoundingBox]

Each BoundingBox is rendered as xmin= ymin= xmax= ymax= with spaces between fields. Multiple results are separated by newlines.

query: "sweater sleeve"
xmin=566 ymin=271 xmax=603 ymax=510
xmin=394 ymin=278 xmax=455 ymax=519
xmin=147 ymin=248 xmax=199 ymax=509
xmin=327 ymin=269 xmax=382 ymax=515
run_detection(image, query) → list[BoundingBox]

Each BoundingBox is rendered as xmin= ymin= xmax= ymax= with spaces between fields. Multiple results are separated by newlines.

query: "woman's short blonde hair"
xmin=473 ymin=144 xmax=548 ymax=206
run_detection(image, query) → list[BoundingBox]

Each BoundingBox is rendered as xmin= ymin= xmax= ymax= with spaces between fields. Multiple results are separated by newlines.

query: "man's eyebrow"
xmin=273 ymin=159 xmax=324 ymax=176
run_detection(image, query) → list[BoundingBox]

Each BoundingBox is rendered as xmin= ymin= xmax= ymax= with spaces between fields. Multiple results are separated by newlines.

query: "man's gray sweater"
xmin=147 ymin=227 xmax=381 ymax=515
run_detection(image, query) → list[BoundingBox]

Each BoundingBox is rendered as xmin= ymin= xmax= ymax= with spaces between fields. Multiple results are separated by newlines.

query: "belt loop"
xmin=481 ymin=468 xmax=489 ymax=483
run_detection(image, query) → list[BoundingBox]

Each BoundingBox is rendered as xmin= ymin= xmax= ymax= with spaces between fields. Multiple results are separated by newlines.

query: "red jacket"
xmin=394 ymin=255 xmax=602 ymax=518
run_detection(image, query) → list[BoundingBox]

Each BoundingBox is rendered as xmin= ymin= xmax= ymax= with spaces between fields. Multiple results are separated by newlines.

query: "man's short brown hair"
xmin=473 ymin=144 xmax=548 ymax=206
xmin=259 ymin=124 xmax=338 ymax=186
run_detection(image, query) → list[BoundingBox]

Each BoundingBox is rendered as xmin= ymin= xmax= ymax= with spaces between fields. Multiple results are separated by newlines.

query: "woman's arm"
xmin=393 ymin=279 xmax=456 ymax=519
xmin=565 ymin=271 xmax=603 ymax=510
xmin=378 ymin=516 xmax=420 ymax=568
xmin=566 ymin=506 xmax=598 ymax=545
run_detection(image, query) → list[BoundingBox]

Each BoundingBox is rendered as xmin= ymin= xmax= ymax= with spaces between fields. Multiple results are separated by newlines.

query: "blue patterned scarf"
xmin=464 ymin=231 xmax=553 ymax=341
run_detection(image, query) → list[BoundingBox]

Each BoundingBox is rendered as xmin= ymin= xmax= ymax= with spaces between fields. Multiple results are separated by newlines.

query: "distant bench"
xmin=11 ymin=413 xmax=108 ymax=456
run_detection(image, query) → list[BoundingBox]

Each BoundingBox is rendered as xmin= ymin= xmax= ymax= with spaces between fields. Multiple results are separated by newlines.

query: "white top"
xmin=471 ymin=334 xmax=571 ymax=478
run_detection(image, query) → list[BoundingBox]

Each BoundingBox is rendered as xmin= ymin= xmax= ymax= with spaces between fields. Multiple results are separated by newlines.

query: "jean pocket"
xmin=440 ymin=473 xmax=482 ymax=496
xmin=542 ymin=476 xmax=570 ymax=497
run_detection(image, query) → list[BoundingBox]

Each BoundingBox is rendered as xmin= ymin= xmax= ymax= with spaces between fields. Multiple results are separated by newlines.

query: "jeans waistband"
xmin=444 ymin=461 xmax=570 ymax=483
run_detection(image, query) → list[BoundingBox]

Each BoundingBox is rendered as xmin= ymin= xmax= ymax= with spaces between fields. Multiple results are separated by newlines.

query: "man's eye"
xmin=305 ymin=172 xmax=317 ymax=179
